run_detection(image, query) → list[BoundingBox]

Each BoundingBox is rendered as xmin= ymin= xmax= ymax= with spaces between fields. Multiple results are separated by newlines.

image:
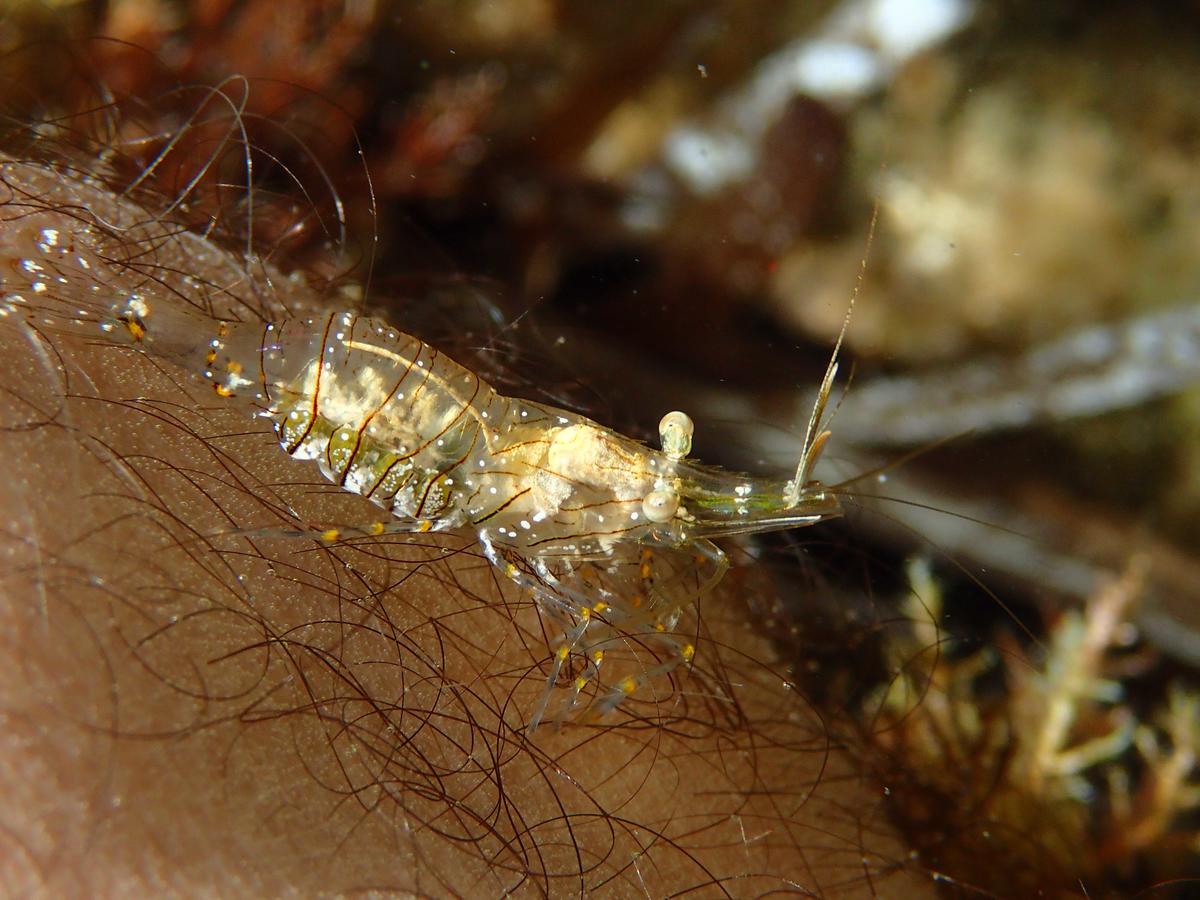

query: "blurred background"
xmin=5 ymin=0 xmax=1200 ymax=893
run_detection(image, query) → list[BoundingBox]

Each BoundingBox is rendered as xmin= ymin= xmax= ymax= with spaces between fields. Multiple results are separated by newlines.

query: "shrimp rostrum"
xmin=110 ymin=303 xmax=846 ymax=727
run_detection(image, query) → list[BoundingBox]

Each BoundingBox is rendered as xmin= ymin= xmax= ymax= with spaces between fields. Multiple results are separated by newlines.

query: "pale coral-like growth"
xmin=869 ymin=552 xmax=1200 ymax=892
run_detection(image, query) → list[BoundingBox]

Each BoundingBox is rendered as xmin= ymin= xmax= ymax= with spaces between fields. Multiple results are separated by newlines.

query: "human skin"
xmin=0 ymin=153 xmax=931 ymax=896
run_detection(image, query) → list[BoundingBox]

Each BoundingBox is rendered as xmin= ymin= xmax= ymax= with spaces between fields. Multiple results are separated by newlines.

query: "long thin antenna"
xmin=787 ymin=199 xmax=879 ymax=505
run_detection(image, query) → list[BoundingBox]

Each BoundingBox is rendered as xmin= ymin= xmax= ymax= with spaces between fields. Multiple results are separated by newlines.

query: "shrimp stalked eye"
xmin=642 ymin=489 xmax=680 ymax=523
xmin=658 ymin=410 xmax=694 ymax=460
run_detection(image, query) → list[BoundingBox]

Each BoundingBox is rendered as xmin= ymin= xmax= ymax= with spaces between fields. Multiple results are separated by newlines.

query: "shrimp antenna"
xmin=787 ymin=200 xmax=879 ymax=506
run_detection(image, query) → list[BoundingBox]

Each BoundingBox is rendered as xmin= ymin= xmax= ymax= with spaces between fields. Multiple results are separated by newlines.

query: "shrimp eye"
xmin=642 ymin=489 xmax=679 ymax=523
xmin=658 ymin=410 xmax=694 ymax=460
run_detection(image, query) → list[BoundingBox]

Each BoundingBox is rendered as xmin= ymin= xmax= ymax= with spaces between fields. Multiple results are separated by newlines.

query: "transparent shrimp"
xmin=106 ymin=295 xmax=845 ymax=725
xmin=20 ymin=272 xmax=846 ymax=726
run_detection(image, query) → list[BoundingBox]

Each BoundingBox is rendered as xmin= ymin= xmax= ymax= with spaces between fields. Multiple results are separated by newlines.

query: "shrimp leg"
xmin=478 ymin=529 xmax=614 ymax=729
xmin=578 ymin=539 xmax=726 ymax=720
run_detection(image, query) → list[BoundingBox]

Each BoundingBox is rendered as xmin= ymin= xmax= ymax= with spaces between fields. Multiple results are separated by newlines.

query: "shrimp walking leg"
xmin=478 ymin=529 xmax=606 ymax=728
xmin=579 ymin=541 xmax=729 ymax=720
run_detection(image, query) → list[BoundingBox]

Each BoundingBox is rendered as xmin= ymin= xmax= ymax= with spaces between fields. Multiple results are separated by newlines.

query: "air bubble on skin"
xmin=126 ymin=294 xmax=150 ymax=320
